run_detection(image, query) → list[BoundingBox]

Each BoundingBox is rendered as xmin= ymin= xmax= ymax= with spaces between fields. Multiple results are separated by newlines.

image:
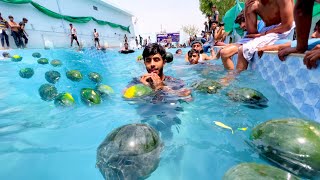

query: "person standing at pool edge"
xmin=19 ymin=18 xmax=28 ymax=48
xmin=8 ymin=15 xmax=23 ymax=48
xmin=0 ymin=13 xmax=9 ymax=49
xmin=69 ymin=24 xmax=80 ymax=47
xmin=93 ymin=29 xmax=100 ymax=48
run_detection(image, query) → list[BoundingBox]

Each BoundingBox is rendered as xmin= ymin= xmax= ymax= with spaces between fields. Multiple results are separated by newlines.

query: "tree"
xmin=199 ymin=0 xmax=245 ymax=21
xmin=181 ymin=25 xmax=199 ymax=37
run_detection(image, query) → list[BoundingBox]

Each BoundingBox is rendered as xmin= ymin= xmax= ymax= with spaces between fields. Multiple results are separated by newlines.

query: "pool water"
xmin=0 ymin=48 xmax=307 ymax=180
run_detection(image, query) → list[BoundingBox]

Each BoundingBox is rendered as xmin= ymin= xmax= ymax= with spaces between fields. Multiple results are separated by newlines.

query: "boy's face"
xmin=240 ymin=22 xmax=246 ymax=30
xmin=212 ymin=23 xmax=218 ymax=29
xmin=192 ymin=43 xmax=202 ymax=52
xmin=144 ymin=53 xmax=165 ymax=76
xmin=189 ymin=53 xmax=200 ymax=64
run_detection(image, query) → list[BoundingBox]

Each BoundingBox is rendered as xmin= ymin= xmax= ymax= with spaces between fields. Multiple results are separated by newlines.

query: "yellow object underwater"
xmin=124 ymin=86 xmax=136 ymax=98
xmin=123 ymin=84 xmax=152 ymax=99
xmin=213 ymin=121 xmax=234 ymax=134
xmin=12 ymin=55 xmax=20 ymax=59
xmin=237 ymin=127 xmax=248 ymax=131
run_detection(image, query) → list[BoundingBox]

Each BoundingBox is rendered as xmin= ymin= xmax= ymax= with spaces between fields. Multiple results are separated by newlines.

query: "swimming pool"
xmin=0 ymin=48 xmax=308 ymax=179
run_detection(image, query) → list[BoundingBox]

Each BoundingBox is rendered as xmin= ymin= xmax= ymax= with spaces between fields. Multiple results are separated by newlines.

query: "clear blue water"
xmin=0 ymin=48 xmax=307 ymax=180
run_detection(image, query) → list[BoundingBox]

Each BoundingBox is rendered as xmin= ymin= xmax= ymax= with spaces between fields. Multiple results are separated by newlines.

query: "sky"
xmin=106 ymin=0 xmax=206 ymax=35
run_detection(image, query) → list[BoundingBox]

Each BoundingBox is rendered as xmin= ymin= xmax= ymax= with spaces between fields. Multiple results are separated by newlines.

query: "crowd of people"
xmin=0 ymin=13 xmax=28 ymax=49
xmin=183 ymin=0 xmax=320 ymax=71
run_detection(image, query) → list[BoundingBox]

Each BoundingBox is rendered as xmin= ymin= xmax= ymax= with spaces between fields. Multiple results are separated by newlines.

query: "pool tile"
xmin=284 ymin=75 xmax=297 ymax=90
xmin=271 ymin=71 xmax=280 ymax=85
xmin=295 ymin=69 xmax=310 ymax=86
xmin=292 ymin=89 xmax=305 ymax=105
xmin=305 ymin=83 xmax=320 ymax=104
xmin=300 ymin=103 xmax=316 ymax=120
xmin=279 ymin=64 xmax=289 ymax=78
xmin=276 ymin=81 xmax=286 ymax=95
xmin=283 ymin=93 xmax=293 ymax=103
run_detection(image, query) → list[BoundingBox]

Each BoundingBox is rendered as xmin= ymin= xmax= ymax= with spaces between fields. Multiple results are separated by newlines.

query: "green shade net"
xmin=1 ymin=0 xmax=130 ymax=33
xmin=1 ymin=0 xmax=31 ymax=4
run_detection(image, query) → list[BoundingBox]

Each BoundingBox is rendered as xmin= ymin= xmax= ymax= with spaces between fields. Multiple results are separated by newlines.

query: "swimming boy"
xmin=185 ymin=40 xmax=217 ymax=62
xmin=126 ymin=43 xmax=191 ymax=139
xmin=187 ymin=49 xmax=201 ymax=64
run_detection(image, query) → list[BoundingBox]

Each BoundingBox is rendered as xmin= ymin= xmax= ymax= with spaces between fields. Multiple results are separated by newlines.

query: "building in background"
xmin=0 ymin=0 xmax=135 ymax=48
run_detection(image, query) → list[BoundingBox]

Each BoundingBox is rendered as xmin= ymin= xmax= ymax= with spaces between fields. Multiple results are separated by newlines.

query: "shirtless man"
xmin=278 ymin=0 xmax=320 ymax=56
xmin=184 ymin=40 xmax=216 ymax=62
xmin=236 ymin=0 xmax=294 ymax=71
xmin=69 ymin=24 xmax=80 ymax=47
xmin=8 ymin=15 xmax=23 ymax=48
xmin=93 ymin=29 xmax=100 ymax=48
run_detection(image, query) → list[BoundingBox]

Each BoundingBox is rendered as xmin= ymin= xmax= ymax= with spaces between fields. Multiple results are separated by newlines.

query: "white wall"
xmin=0 ymin=0 xmax=135 ymax=49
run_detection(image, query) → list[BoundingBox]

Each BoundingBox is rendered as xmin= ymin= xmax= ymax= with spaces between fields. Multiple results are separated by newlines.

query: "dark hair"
xmin=23 ymin=18 xmax=28 ymax=21
xmin=8 ymin=15 xmax=13 ymax=19
xmin=219 ymin=22 xmax=224 ymax=26
xmin=175 ymin=49 xmax=182 ymax=54
xmin=69 ymin=23 xmax=72 ymax=26
xmin=188 ymin=49 xmax=200 ymax=57
xmin=212 ymin=20 xmax=218 ymax=24
xmin=94 ymin=28 xmax=96 ymax=31
xmin=142 ymin=43 xmax=166 ymax=61
xmin=315 ymin=20 xmax=320 ymax=31
xmin=234 ymin=10 xmax=245 ymax=24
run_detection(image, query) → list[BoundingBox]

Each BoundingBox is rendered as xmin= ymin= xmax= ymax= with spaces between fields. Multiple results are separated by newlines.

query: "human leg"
xmin=236 ymin=46 xmax=249 ymax=71
xmin=220 ymin=44 xmax=240 ymax=70
xmin=4 ymin=31 xmax=9 ymax=47
xmin=22 ymin=34 xmax=28 ymax=45
xmin=17 ymin=34 xmax=24 ymax=48
xmin=0 ymin=30 xmax=4 ymax=47
xmin=11 ymin=31 xmax=21 ymax=48
xmin=70 ymin=36 xmax=74 ymax=47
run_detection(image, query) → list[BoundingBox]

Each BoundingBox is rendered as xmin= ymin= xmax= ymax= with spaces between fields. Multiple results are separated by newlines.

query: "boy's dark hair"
xmin=188 ymin=49 xmax=200 ymax=57
xmin=8 ymin=15 xmax=13 ymax=19
xmin=315 ymin=20 xmax=320 ymax=31
xmin=22 ymin=18 xmax=28 ymax=21
xmin=142 ymin=43 xmax=166 ymax=61
xmin=69 ymin=23 xmax=72 ymax=26
xmin=234 ymin=10 xmax=245 ymax=24
xmin=176 ymin=49 xmax=182 ymax=54
xmin=212 ymin=20 xmax=219 ymax=24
